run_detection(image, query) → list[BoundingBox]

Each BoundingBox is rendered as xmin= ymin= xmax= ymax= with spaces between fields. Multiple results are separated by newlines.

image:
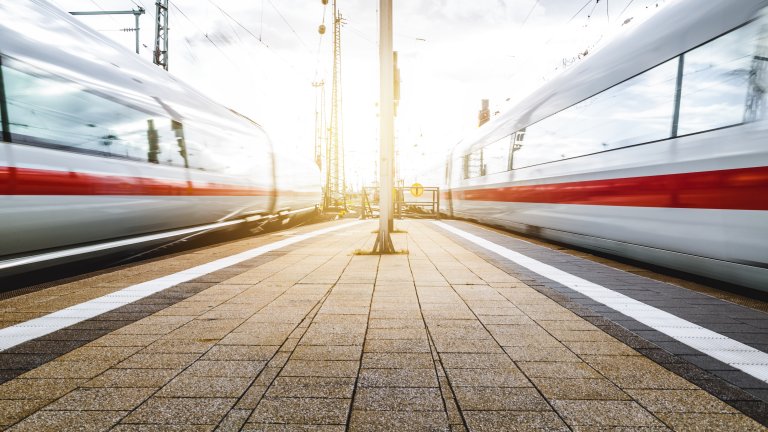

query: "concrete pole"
xmin=373 ymin=0 xmax=395 ymax=253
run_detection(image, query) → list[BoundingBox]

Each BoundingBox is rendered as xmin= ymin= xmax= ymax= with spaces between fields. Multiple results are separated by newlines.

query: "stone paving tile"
xmin=432 ymin=338 xmax=506 ymax=353
xmin=551 ymin=400 xmax=665 ymax=427
xmin=183 ymin=360 xmax=267 ymax=377
xmin=20 ymin=360 xmax=113 ymax=380
xmin=142 ymin=339 xmax=217 ymax=354
xmin=655 ymin=412 xmax=767 ymax=430
xmin=445 ymin=368 xmax=531 ymax=387
xmin=348 ymin=410 xmax=450 ymax=431
xmin=116 ymin=353 xmax=200 ymax=370
xmin=582 ymin=355 xmax=698 ymax=390
xmin=249 ymin=397 xmax=351 ymax=425
xmin=290 ymin=345 xmax=361 ymax=361
xmin=361 ymin=353 xmax=433 ymax=369
xmin=532 ymin=378 xmax=631 ymax=401
xmin=368 ymin=319 xmax=425 ymax=329
xmin=242 ymin=424 xmax=345 ymax=432
xmin=366 ymin=328 xmax=428 ymax=340
xmin=627 ymin=389 xmax=740 ymax=413
xmin=363 ymin=339 xmax=431 ymax=353
xmin=114 ymin=425 xmax=215 ymax=431
xmin=7 ymin=410 xmax=128 ymax=431
xmin=462 ymin=411 xmax=569 ymax=432
xmin=235 ymin=385 xmax=269 ymax=410
xmin=42 ymin=387 xmax=155 ymax=411
xmin=57 ymin=345 xmax=143 ymax=362
xmin=503 ymin=345 xmax=581 ymax=362
xmin=201 ymin=345 xmax=279 ymax=361
xmin=280 ymin=360 xmax=359 ymax=378
xmin=353 ymin=387 xmax=444 ymax=411
xmin=82 ymin=368 xmax=177 ymax=388
xmin=155 ymin=375 xmax=251 ymax=398
xmin=122 ymin=397 xmax=236 ymax=425
xmin=358 ymin=368 xmax=438 ymax=388
xmin=439 ymin=353 xmax=515 ymax=369
xmin=518 ymin=361 xmax=602 ymax=379
xmin=266 ymin=377 xmax=355 ymax=399
xmin=453 ymin=386 xmax=550 ymax=411
xmin=0 ymin=378 xmax=80 ymax=400
xmin=0 ymin=399 xmax=50 ymax=427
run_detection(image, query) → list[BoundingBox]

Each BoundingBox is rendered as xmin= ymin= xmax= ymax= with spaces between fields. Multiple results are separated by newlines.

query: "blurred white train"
xmin=0 ymin=1 xmax=321 ymax=272
xmin=442 ymin=0 xmax=768 ymax=292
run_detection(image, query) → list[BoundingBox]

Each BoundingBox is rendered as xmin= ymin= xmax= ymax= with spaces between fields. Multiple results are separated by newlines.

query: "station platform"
xmin=0 ymin=219 xmax=766 ymax=431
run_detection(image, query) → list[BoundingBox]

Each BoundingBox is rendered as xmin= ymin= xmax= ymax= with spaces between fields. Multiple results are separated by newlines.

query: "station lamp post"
xmin=372 ymin=0 xmax=396 ymax=253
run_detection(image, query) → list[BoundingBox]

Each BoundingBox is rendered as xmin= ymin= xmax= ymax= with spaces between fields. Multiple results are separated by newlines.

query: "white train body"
xmin=0 ymin=1 xmax=321 ymax=262
xmin=444 ymin=0 xmax=768 ymax=291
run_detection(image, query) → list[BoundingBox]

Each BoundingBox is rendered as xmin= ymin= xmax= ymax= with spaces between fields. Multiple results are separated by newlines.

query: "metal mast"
xmin=312 ymin=80 xmax=326 ymax=168
xmin=69 ymin=8 xmax=146 ymax=54
xmin=372 ymin=0 xmax=395 ymax=253
xmin=323 ymin=0 xmax=346 ymax=212
xmin=154 ymin=0 xmax=169 ymax=70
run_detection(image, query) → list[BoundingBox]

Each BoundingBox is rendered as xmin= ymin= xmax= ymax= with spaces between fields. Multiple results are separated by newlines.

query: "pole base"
xmin=371 ymin=230 xmax=396 ymax=254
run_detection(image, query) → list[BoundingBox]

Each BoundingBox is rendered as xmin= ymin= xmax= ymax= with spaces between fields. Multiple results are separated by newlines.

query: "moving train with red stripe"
xmin=442 ymin=0 xmax=768 ymax=292
xmin=0 ymin=1 xmax=321 ymax=272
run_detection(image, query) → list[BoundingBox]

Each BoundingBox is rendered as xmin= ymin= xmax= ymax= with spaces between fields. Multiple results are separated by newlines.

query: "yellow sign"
xmin=410 ymin=183 xmax=424 ymax=197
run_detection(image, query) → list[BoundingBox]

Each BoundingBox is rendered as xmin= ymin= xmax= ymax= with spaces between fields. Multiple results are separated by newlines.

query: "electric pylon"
xmin=154 ymin=0 xmax=169 ymax=70
xmin=323 ymin=0 xmax=346 ymax=212
xmin=312 ymin=80 xmax=325 ymax=168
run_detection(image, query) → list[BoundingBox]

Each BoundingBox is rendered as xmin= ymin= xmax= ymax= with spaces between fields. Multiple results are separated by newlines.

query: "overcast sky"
xmin=53 ymin=0 xmax=669 ymax=187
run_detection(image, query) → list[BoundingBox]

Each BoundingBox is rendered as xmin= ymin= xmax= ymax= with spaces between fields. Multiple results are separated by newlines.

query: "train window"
xmin=462 ymin=149 xmax=484 ymax=179
xmin=1 ymin=63 xmax=187 ymax=167
xmin=512 ymin=57 xmax=678 ymax=169
xmin=184 ymin=124 xmax=264 ymax=174
xmin=452 ymin=157 xmax=463 ymax=183
xmin=483 ymin=135 xmax=512 ymax=175
xmin=0 ymin=60 xmax=8 ymax=142
xmin=678 ymin=19 xmax=763 ymax=134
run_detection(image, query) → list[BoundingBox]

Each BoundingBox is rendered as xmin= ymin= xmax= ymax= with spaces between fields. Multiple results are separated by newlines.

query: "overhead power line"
xmin=205 ymin=0 xmax=270 ymax=49
xmin=521 ymin=0 xmax=540 ymax=28
xmin=266 ymin=0 xmax=313 ymax=54
xmin=168 ymin=1 xmax=237 ymax=66
xmin=568 ymin=0 xmax=595 ymax=23
xmin=618 ymin=0 xmax=635 ymax=18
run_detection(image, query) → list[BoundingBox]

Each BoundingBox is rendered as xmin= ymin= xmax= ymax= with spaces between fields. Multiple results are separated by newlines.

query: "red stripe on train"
xmin=0 ymin=166 xmax=271 ymax=196
xmin=449 ymin=166 xmax=768 ymax=211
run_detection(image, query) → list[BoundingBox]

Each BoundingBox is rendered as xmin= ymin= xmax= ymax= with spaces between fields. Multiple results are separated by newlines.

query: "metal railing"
xmin=358 ymin=186 xmax=440 ymax=219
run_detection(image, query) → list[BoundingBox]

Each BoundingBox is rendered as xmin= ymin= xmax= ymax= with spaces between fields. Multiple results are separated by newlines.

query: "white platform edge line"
xmin=0 ymin=220 xmax=364 ymax=352
xmin=433 ymin=221 xmax=768 ymax=384
xmin=0 ymin=219 xmax=246 ymax=271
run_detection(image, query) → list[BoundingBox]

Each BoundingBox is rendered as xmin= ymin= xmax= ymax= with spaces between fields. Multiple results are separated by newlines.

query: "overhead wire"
xmin=266 ymin=0 xmax=313 ymax=54
xmin=568 ymin=0 xmax=596 ymax=23
xmin=586 ymin=0 xmax=601 ymax=24
xmin=521 ymin=0 xmax=540 ymax=28
xmin=618 ymin=0 xmax=635 ymax=18
xmin=204 ymin=0 xmax=270 ymax=49
xmin=88 ymin=0 xmax=121 ymax=25
xmin=199 ymin=0 xmax=312 ymax=80
xmin=168 ymin=1 xmax=238 ymax=67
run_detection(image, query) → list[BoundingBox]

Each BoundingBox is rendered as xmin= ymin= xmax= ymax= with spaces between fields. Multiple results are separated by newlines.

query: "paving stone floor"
xmin=0 ymin=220 xmax=765 ymax=431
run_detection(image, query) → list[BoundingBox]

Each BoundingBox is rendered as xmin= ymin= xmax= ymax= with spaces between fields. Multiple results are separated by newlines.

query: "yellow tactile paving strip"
xmin=0 ymin=220 xmax=763 ymax=431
